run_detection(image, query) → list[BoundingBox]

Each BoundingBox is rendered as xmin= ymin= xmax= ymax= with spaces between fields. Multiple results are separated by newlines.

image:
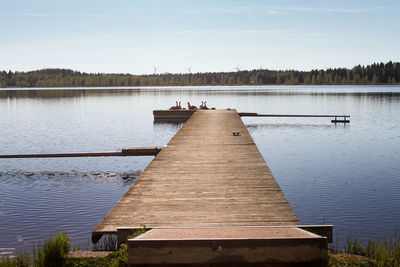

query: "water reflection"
xmin=246 ymin=123 xmax=336 ymax=129
xmin=0 ymin=170 xmax=140 ymax=183
xmin=0 ymin=171 xmax=139 ymax=254
xmin=1 ymin=86 xmax=400 ymax=100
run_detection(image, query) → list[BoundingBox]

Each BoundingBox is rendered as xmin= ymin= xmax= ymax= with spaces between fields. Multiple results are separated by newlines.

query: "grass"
xmin=66 ymin=229 xmax=147 ymax=267
xmin=329 ymin=252 xmax=375 ymax=267
xmin=0 ymin=253 xmax=30 ymax=267
xmin=33 ymin=232 xmax=70 ymax=267
xmin=327 ymin=233 xmax=400 ymax=266
xmin=64 ymin=245 xmax=128 ymax=267
xmin=0 ymin=232 xmax=70 ymax=267
xmin=2 ymin=229 xmax=397 ymax=266
xmin=342 ymin=233 xmax=400 ymax=266
xmin=0 ymin=230 xmax=147 ymax=267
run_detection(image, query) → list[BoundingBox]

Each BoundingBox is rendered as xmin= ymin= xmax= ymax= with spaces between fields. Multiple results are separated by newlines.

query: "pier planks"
xmin=93 ymin=110 xmax=299 ymax=240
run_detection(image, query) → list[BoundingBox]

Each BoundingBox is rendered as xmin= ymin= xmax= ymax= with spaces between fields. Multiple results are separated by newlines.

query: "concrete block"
xmin=127 ymin=227 xmax=328 ymax=266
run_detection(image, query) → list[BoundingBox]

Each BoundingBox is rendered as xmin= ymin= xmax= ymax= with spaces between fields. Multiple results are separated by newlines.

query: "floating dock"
xmin=153 ymin=109 xmax=196 ymax=123
xmin=93 ymin=109 xmax=330 ymax=265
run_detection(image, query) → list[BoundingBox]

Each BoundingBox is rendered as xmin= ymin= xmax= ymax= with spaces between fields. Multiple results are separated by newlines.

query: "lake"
xmin=0 ymin=85 xmax=399 ymax=254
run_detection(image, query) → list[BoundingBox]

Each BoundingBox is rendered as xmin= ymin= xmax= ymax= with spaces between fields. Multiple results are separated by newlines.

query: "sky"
xmin=1 ymin=0 xmax=400 ymax=74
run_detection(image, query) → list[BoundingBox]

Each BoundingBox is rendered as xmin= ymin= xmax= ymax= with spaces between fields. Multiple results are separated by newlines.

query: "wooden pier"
xmin=93 ymin=109 xmax=330 ymax=265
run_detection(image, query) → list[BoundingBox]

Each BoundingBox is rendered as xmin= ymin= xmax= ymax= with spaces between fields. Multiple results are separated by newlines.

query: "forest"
xmin=1 ymin=61 xmax=399 ymax=88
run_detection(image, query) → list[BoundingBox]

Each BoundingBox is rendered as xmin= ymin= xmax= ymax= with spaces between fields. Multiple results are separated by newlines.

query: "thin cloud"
xmin=324 ymin=8 xmax=369 ymax=13
xmin=4 ymin=12 xmax=104 ymax=18
xmin=174 ymin=30 xmax=223 ymax=34
xmin=242 ymin=30 xmax=329 ymax=37
xmin=175 ymin=29 xmax=327 ymax=37
xmin=270 ymin=7 xmax=370 ymax=13
xmin=273 ymin=7 xmax=317 ymax=12
xmin=192 ymin=7 xmax=254 ymax=14
xmin=241 ymin=29 xmax=288 ymax=35
xmin=191 ymin=6 xmax=371 ymax=15
xmin=8 ymin=12 xmax=46 ymax=17
xmin=267 ymin=10 xmax=280 ymax=15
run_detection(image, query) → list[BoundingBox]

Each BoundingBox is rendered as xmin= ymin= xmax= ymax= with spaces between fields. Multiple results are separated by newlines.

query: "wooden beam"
xmin=0 ymin=147 xmax=162 ymax=159
xmin=239 ymin=112 xmax=350 ymax=118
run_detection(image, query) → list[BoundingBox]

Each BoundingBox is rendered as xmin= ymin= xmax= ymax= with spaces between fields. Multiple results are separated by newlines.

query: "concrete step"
xmin=127 ymin=226 xmax=328 ymax=266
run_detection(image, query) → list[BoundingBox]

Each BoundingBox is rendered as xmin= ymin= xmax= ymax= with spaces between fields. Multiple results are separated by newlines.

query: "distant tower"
xmin=187 ymin=66 xmax=192 ymax=74
xmin=153 ymin=66 xmax=159 ymax=75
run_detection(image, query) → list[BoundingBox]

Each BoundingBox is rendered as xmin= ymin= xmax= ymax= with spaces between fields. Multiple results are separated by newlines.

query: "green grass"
xmin=343 ymin=234 xmax=400 ymax=266
xmin=328 ymin=252 xmax=374 ymax=267
xmin=64 ymin=245 xmax=128 ymax=267
xmin=0 ymin=229 xmax=148 ymax=267
xmin=0 ymin=232 xmax=70 ymax=267
xmin=0 ymin=253 xmax=30 ymax=267
xmin=66 ymin=229 xmax=147 ymax=267
xmin=33 ymin=232 xmax=70 ymax=267
xmin=4 ymin=229 xmax=398 ymax=267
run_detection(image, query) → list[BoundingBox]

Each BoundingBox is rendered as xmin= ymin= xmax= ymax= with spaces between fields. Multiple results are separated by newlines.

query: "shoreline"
xmin=1 ymin=231 xmax=397 ymax=266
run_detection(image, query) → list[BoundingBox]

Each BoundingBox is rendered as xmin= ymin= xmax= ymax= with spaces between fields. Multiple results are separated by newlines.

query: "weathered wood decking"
xmin=92 ymin=109 xmax=299 ymax=241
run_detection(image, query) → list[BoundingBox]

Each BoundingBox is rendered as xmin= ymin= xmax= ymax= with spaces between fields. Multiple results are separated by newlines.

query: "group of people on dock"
xmin=169 ymin=101 xmax=209 ymax=110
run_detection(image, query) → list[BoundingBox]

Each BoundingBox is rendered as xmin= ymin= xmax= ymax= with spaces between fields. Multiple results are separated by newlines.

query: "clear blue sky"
xmin=1 ymin=0 xmax=399 ymax=74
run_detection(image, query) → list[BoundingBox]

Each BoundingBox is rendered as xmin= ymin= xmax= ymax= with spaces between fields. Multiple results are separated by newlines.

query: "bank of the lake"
xmin=1 ymin=231 xmax=399 ymax=266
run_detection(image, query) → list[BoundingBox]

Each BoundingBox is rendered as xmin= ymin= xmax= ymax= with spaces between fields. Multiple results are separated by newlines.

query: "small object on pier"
xmin=232 ymin=130 xmax=241 ymax=136
xmin=199 ymin=101 xmax=209 ymax=110
xmin=169 ymin=101 xmax=182 ymax=110
xmin=187 ymin=102 xmax=198 ymax=110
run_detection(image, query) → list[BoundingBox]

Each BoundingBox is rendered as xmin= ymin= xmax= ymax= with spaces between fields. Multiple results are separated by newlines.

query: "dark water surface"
xmin=0 ymin=85 xmax=399 ymax=254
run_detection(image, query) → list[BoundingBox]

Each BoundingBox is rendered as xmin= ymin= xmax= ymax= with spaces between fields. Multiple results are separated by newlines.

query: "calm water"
xmin=1 ymin=85 xmax=399 ymax=254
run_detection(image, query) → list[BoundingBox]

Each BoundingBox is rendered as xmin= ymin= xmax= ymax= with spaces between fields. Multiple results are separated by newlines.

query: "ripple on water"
xmin=0 ymin=171 xmax=140 ymax=254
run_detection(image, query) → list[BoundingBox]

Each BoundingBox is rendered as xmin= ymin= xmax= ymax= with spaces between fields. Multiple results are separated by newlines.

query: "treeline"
xmin=1 ymin=61 xmax=399 ymax=88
